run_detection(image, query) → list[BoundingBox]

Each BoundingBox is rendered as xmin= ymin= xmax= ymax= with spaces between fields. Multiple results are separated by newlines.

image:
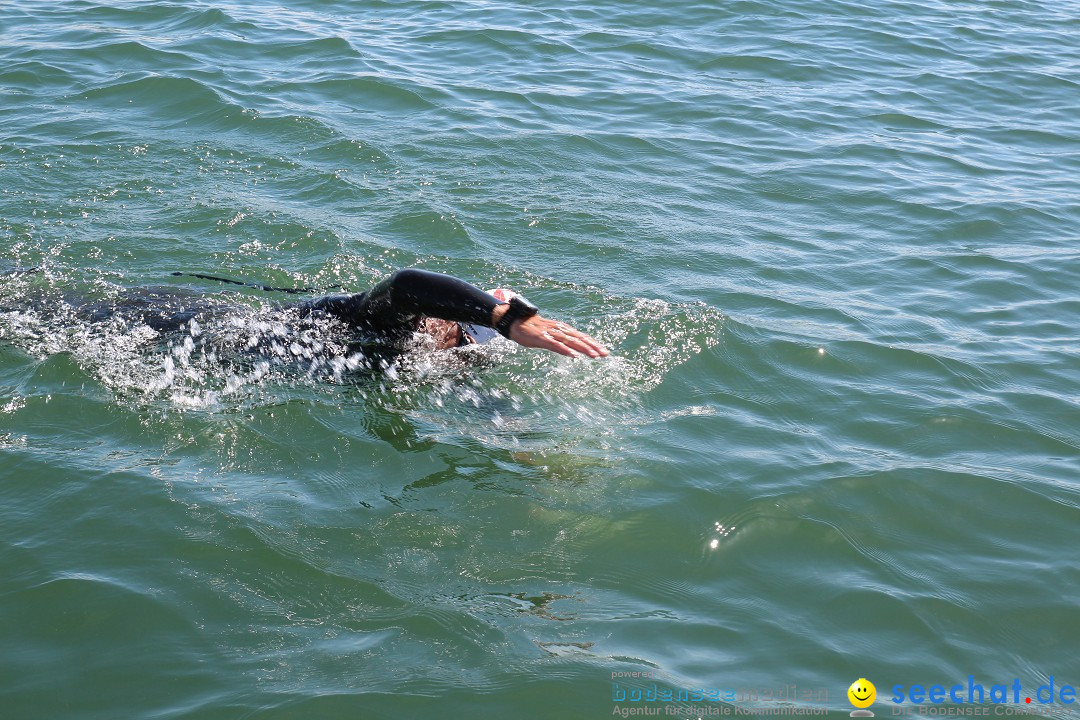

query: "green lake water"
xmin=1 ymin=1 xmax=1078 ymax=718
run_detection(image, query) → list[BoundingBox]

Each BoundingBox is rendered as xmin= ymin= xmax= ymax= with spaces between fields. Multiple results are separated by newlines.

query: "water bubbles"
xmin=1 ymin=396 xmax=27 ymax=414
xmin=0 ymin=275 xmax=361 ymax=411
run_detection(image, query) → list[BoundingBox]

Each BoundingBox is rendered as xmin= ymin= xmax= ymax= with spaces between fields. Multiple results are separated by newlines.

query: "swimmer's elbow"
xmin=386 ymin=267 xmax=430 ymax=293
xmin=385 ymin=268 xmax=451 ymax=307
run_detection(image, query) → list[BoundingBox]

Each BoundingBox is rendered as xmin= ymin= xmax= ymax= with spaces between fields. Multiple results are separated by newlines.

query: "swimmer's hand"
xmin=493 ymin=307 xmax=609 ymax=359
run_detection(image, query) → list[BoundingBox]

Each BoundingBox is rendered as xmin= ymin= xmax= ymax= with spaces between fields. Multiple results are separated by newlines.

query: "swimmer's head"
xmin=420 ymin=288 xmax=516 ymax=349
xmin=417 ymin=316 xmax=463 ymax=349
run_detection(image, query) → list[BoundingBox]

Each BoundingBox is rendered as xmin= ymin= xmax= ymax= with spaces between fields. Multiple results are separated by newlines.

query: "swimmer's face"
xmin=848 ymin=679 xmax=876 ymax=708
xmin=418 ymin=317 xmax=462 ymax=349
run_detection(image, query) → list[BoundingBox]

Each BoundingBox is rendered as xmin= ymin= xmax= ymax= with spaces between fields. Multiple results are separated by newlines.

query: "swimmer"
xmin=297 ymin=268 xmax=609 ymax=359
xmin=65 ymin=268 xmax=610 ymax=359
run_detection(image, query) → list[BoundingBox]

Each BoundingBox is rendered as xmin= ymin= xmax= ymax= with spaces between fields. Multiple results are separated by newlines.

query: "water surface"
xmin=1 ymin=1 xmax=1078 ymax=718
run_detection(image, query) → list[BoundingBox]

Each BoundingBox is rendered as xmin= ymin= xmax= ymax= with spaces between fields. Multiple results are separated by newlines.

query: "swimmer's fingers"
xmin=509 ymin=316 xmax=610 ymax=359
xmin=551 ymin=324 xmax=609 ymax=358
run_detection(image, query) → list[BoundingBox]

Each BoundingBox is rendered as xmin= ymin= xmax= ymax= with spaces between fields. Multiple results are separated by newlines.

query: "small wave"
xmin=0 ymin=60 xmax=77 ymax=94
xmin=77 ymin=74 xmax=249 ymax=131
xmin=77 ymin=4 xmax=243 ymax=33
xmin=268 ymin=75 xmax=446 ymax=113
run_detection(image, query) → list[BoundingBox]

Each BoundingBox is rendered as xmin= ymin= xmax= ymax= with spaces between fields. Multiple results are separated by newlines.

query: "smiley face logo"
xmin=848 ymin=678 xmax=876 ymax=709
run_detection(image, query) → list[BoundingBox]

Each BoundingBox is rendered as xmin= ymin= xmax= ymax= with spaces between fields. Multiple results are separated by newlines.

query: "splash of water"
xmin=0 ymin=269 xmax=722 ymax=455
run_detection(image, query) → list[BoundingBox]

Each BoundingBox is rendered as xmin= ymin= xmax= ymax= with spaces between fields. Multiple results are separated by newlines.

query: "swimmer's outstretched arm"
xmin=304 ymin=268 xmax=608 ymax=358
xmin=392 ymin=268 xmax=608 ymax=358
xmin=387 ymin=269 xmax=609 ymax=358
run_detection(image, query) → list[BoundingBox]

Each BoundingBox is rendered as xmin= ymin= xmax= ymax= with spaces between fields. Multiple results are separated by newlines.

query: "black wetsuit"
xmin=297 ymin=268 xmax=500 ymax=342
xmin=67 ymin=268 xmax=502 ymax=343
